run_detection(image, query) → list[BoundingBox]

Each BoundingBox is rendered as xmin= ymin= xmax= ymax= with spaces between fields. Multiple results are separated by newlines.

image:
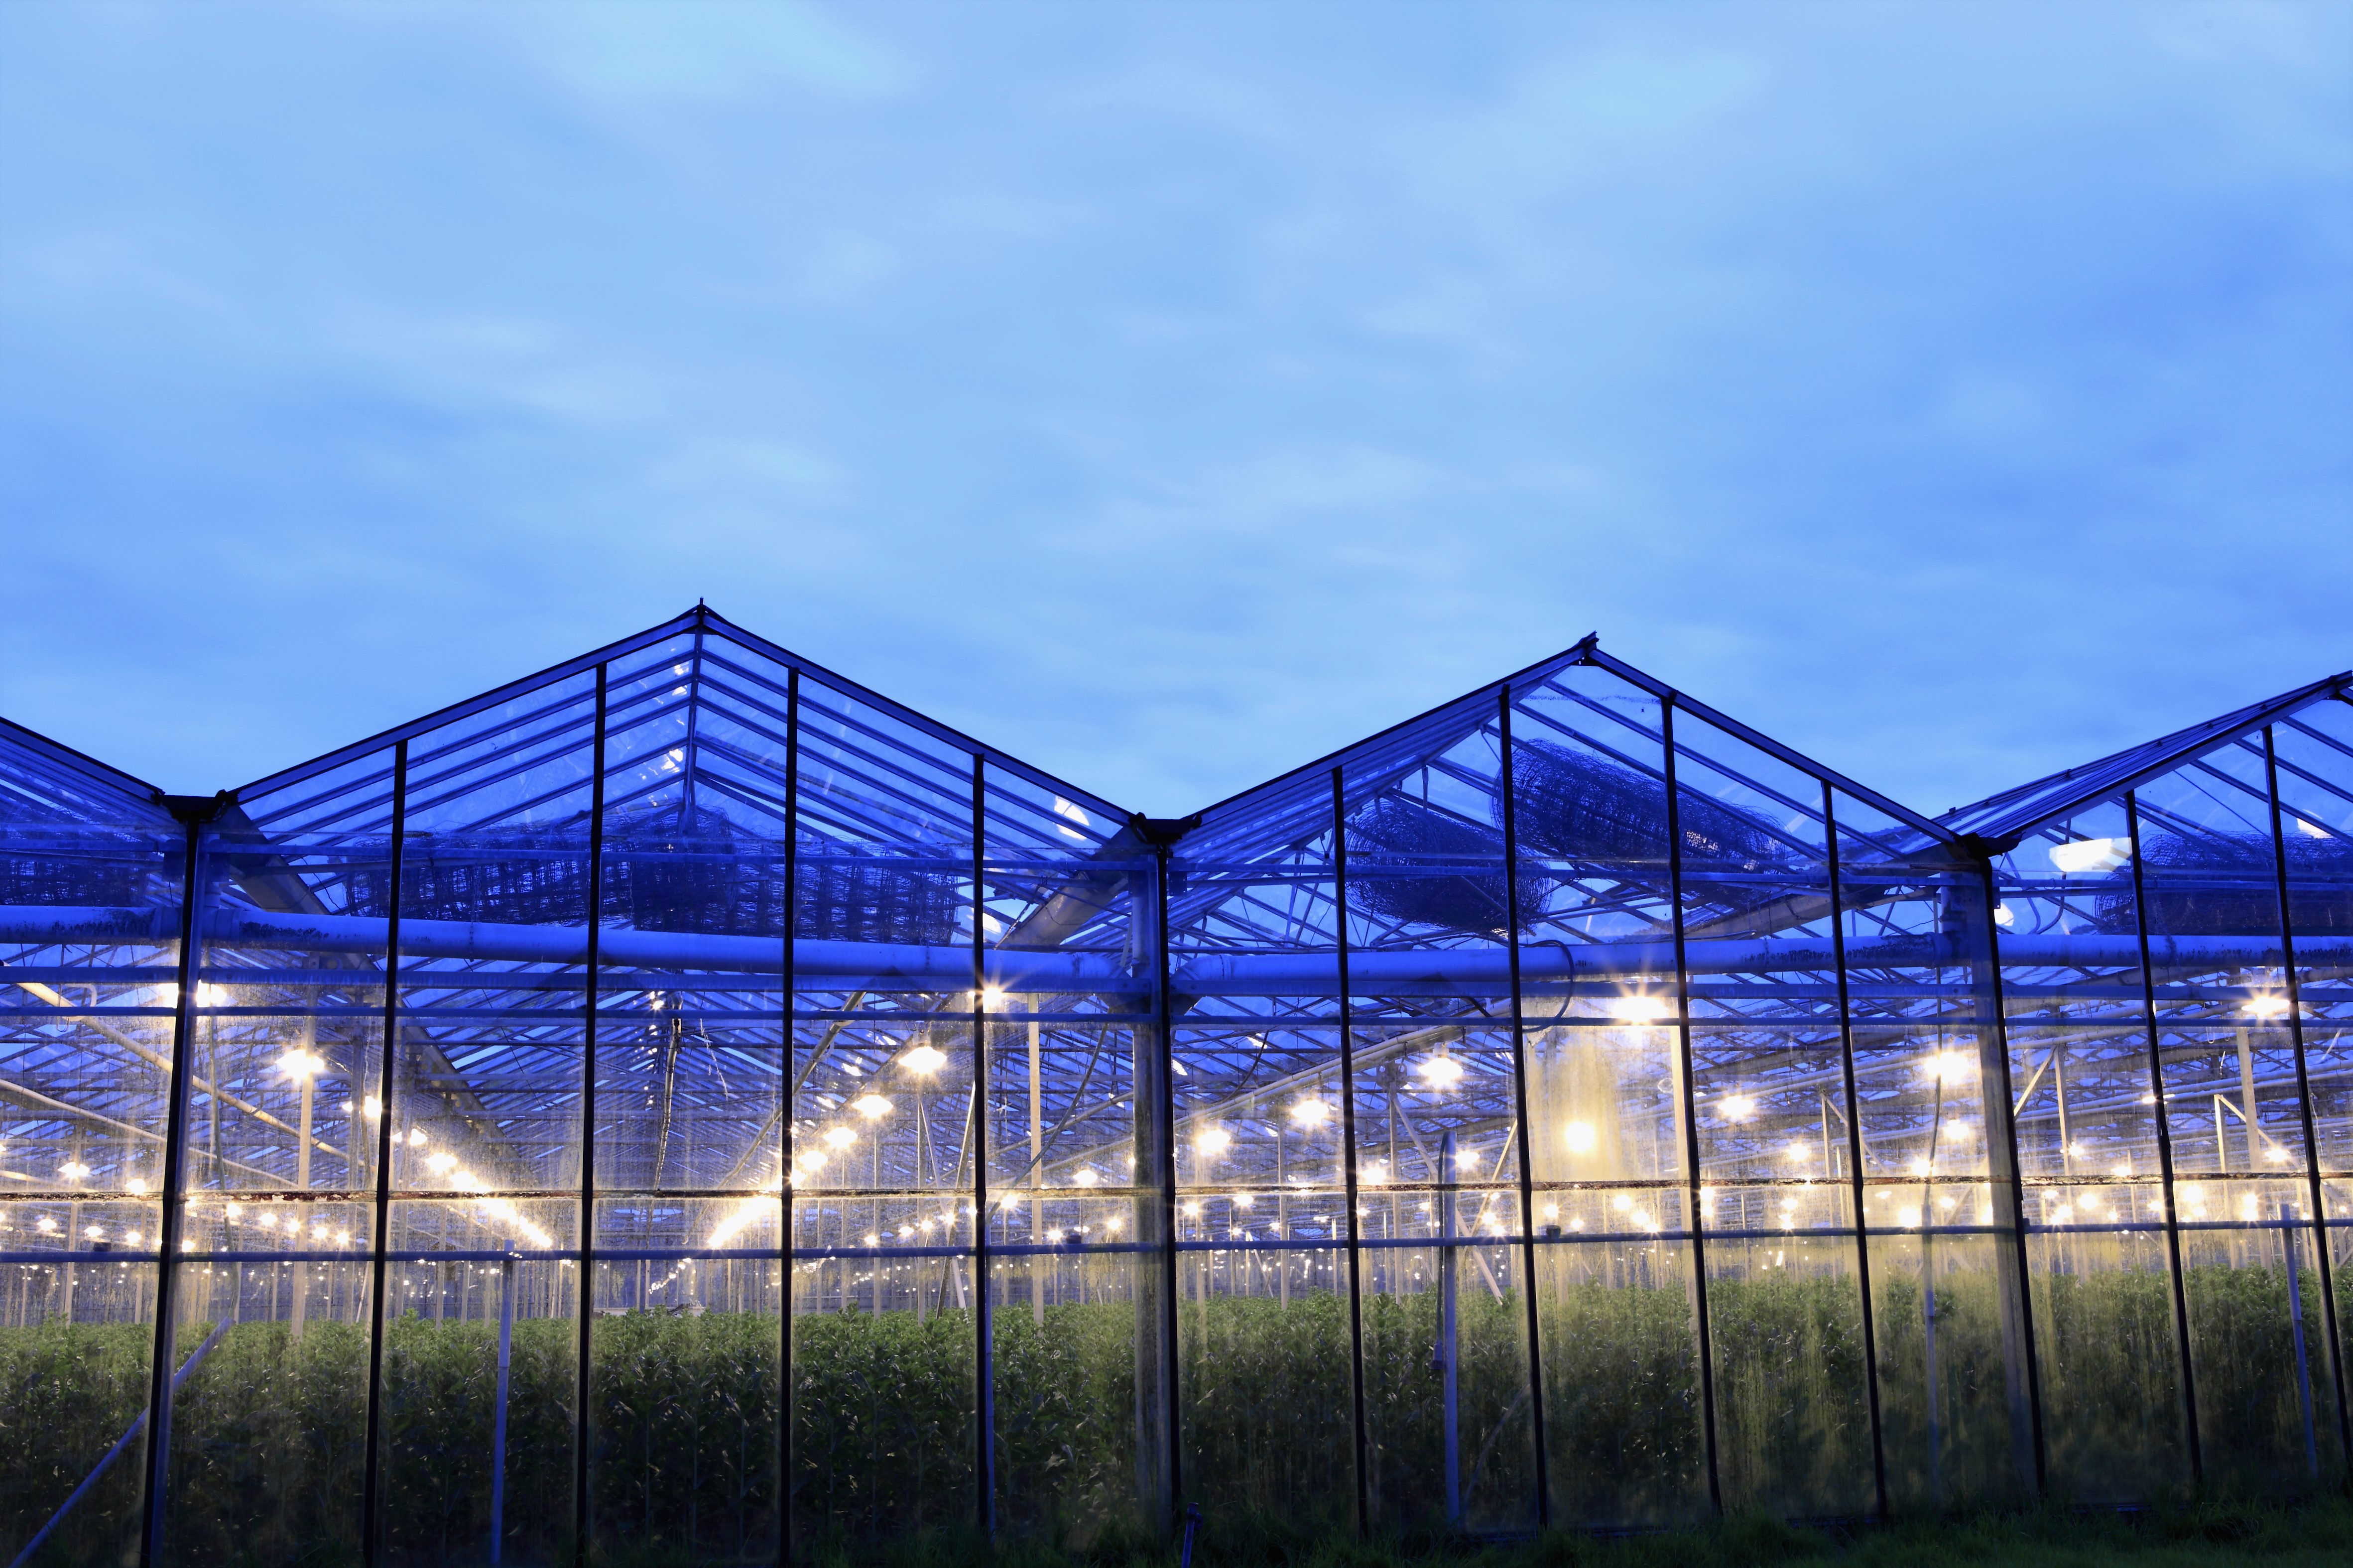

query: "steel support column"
xmin=359 ymin=742 xmax=410 ymax=1568
xmin=1821 ymin=784 xmax=1889 ymax=1518
xmin=1330 ymin=767 xmax=1371 ymax=1534
xmin=2124 ymin=790 xmax=2203 ymax=1484
xmin=1660 ymin=699 xmax=1723 ymax=1514
xmin=1495 ymin=686 xmax=1551 ymax=1527
xmin=573 ymin=665 xmax=611 ymax=1564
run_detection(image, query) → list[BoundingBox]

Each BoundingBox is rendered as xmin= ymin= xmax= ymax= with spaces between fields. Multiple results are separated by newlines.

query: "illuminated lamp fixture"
xmin=278 ymin=1049 xmax=326 ymax=1082
xmin=1290 ymin=1097 xmax=1333 ymax=1129
xmin=1718 ymin=1094 xmax=1756 ymax=1123
xmin=823 ymin=1127 xmax=857 ymax=1150
xmin=902 ymin=1045 xmax=949 ymax=1076
xmin=853 ymin=1094 xmax=893 ymax=1119
xmin=1602 ymin=995 xmax=1671 ymax=1024
xmin=1195 ymin=1127 xmax=1232 ymax=1158
xmin=1562 ymin=1122 xmax=1598 ymax=1156
xmin=1417 ymin=1056 xmax=1465 ymax=1090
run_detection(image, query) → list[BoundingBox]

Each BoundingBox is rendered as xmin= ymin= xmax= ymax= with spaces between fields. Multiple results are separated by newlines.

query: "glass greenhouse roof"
xmin=2 ymin=606 xmax=2349 ymax=1568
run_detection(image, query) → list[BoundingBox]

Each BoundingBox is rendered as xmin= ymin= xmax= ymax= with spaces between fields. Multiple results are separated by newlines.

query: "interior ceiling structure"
xmin=5 ymin=603 xmax=2353 ymax=1558
xmin=0 ymin=606 xmax=2348 ymax=1220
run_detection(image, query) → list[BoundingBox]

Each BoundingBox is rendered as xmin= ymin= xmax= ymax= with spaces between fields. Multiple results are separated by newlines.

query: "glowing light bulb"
xmin=2247 ymin=995 xmax=2291 ymax=1019
xmin=1196 ymin=1128 xmax=1232 ymax=1158
xmin=1603 ymin=995 xmax=1670 ymax=1023
xmin=853 ymin=1094 xmax=893 ymax=1119
xmin=277 ymin=1049 xmax=326 ymax=1082
xmin=1611 ymin=1194 xmax=1632 ymax=1213
xmin=1074 ymin=1169 xmax=1098 ymax=1187
xmin=364 ymin=1096 xmax=382 ymax=1120
xmin=1290 ymin=1097 xmax=1332 ymax=1129
xmin=1719 ymin=1094 xmax=1756 ymax=1122
xmin=902 ymin=1045 xmax=948 ymax=1076
xmin=59 ymin=1162 xmax=89 ymax=1182
xmin=84 ymin=1225 xmax=105 ymax=1241
xmin=824 ymin=1127 xmax=856 ymax=1149
xmin=1909 ymin=1156 xmax=1932 ymax=1176
xmin=1182 ymin=1201 xmax=1202 ymax=1218
xmin=1563 ymin=1122 xmax=1598 ymax=1156
xmin=1784 ymin=1143 xmax=1806 ymax=1162
xmin=1897 ymin=1207 xmax=1922 ymax=1228
xmin=425 ymin=1152 xmax=457 ymax=1175
xmin=980 ymin=986 xmax=1007 ymax=1009
xmin=407 ymin=1129 xmax=427 ymax=1146
xmin=1418 ymin=1057 xmax=1464 ymax=1089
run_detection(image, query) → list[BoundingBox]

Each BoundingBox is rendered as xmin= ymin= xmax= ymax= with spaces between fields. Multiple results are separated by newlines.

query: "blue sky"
xmin=2 ymin=0 xmax=2347 ymax=818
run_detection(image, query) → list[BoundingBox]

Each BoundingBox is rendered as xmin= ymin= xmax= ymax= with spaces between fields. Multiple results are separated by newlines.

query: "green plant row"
xmin=0 ymin=1263 xmax=2341 ymax=1568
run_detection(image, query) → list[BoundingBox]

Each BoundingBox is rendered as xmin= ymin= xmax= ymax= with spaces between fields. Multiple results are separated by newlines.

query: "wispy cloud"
xmin=0 ymin=0 xmax=2344 ymax=812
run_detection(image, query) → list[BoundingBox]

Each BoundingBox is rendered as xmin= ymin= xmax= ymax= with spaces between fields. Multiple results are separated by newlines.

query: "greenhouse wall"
xmin=0 ymin=606 xmax=2347 ymax=1568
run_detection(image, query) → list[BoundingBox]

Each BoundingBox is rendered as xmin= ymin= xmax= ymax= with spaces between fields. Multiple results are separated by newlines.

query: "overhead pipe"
xmin=1 ymin=905 xmax=2345 ymax=996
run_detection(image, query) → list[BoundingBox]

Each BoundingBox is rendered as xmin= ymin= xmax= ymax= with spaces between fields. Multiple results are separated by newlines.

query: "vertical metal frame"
xmin=2263 ymin=726 xmax=2353 ymax=1474
xmin=1149 ymin=837 xmax=1183 ymax=1530
xmin=971 ymin=757 xmax=996 ymax=1532
xmin=2123 ymin=789 xmax=2204 ymax=1484
xmin=1496 ymin=687 xmax=1552 ymax=1526
xmin=1328 ymin=767 xmax=1371 ymax=1534
xmin=1971 ymin=855 xmax=2048 ymax=1495
xmin=1659 ymin=699 xmax=1723 ymax=1514
xmin=137 ymin=798 xmax=219 ymax=1568
xmin=359 ymin=742 xmax=410 ymax=1568
xmin=779 ymin=669 xmax=800 ymax=1562
xmin=573 ymin=664 xmax=611 ymax=1564
xmin=1819 ymin=784 xmax=1889 ymax=1517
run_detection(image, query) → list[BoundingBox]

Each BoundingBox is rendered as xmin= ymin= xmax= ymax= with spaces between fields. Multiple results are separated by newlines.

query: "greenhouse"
xmin=0 ymin=603 xmax=2347 ymax=1568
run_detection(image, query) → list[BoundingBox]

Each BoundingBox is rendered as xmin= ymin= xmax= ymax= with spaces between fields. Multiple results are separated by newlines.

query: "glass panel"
xmin=162 ymin=819 xmax=389 ymax=1567
xmin=1534 ymin=1194 xmax=1708 ymax=1527
xmin=1704 ymin=1193 xmax=1872 ymax=1517
xmin=1346 ymin=717 xmax=1536 ymax=1532
xmin=788 ymin=718 xmax=980 ymax=1551
xmin=1867 ymin=1221 xmax=2030 ymax=1507
xmin=1170 ymin=815 xmax=1358 ymax=1532
xmin=0 ymin=789 xmax=178 ymax=1568
xmin=2270 ymin=710 xmax=2353 ymax=1175
xmin=380 ymin=1198 xmax=579 ymax=1568
xmin=2020 ymin=1182 xmax=2188 ymax=1502
xmin=590 ymin=1198 xmax=780 ymax=1559
xmin=983 ymin=829 xmax=1155 ymax=1550
xmin=160 ymin=1242 xmax=375 ymax=1567
xmin=2179 ymin=1181 xmax=2345 ymax=1493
